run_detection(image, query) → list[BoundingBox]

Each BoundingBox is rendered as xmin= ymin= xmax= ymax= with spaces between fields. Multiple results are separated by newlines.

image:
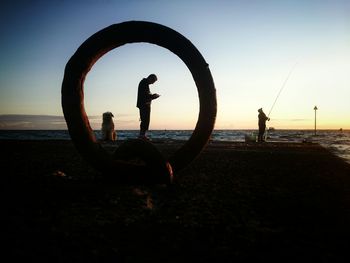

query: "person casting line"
xmin=136 ymin=74 xmax=160 ymax=140
xmin=258 ymin=108 xmax=270 ymax=142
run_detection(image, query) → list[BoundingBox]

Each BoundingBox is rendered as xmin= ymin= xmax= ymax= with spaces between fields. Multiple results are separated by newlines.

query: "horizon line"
xmin=0 ymin=114 xmax=348 ymax=130
xmin=0 ymin=128 xmax=348 ymax=131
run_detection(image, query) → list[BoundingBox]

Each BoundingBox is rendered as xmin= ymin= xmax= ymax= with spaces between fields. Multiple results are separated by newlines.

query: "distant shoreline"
xmin=1 ymin=128 xmax=349 ymax=131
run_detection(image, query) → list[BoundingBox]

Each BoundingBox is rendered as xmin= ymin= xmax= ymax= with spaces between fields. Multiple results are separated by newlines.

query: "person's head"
xmin=258 ymin=108 xmax=263 ymax=113
xmin=147 ymin=74 xmax=157 ymax=84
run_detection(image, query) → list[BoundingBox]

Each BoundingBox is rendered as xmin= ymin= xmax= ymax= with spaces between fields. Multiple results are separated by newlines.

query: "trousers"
xmin=139 ymin=105 xmax=151 ymax=134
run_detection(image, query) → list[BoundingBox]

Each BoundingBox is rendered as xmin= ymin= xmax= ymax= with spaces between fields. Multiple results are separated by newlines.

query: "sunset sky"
xmin=1 ymin=0 xmax=349 ymax=130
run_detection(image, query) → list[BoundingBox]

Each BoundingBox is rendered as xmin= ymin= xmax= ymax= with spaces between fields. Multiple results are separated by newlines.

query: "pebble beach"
xmin=3 ymin=139 xmax=350 ymax=262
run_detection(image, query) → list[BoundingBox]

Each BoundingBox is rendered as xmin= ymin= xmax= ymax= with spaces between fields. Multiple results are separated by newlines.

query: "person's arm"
xmin=264 ymin=113 xmax=269 ymax=121
xmin=151 ymin=93 xmax=160 ymax=99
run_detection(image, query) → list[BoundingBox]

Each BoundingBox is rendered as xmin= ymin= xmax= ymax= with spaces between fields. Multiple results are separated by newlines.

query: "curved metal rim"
xmin=62 ymin=21 xmax=216 ymax=175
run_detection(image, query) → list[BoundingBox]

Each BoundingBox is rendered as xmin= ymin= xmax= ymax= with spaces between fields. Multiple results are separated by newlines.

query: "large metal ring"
xmin=61 ymin=21 xmax=216 ymax=178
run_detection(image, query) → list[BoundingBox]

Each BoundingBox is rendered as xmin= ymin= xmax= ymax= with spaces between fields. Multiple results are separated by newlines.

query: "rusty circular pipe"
xmin=61 ymin=21 xmax=216 ymax=179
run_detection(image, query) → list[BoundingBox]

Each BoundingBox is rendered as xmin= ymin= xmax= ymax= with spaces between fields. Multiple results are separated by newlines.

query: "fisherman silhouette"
xmin=136 ymin=74 xmax=160 ymax=140
xmin=258 ymin=108 xmax=270 ymax=142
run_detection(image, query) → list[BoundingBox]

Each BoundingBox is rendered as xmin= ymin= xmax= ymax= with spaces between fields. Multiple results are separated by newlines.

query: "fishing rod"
xmin=264 ymin=61 xmax=298 ymax=141
xmin=267 ymin=61 xmax=298 ymax=118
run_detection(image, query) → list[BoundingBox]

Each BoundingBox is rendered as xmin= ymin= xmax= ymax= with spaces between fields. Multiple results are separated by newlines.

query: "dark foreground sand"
xmin=2 ymin=140 xmax=350 ymax=262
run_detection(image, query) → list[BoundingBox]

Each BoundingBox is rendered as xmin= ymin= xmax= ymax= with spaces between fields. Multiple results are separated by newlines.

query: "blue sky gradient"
xmin=1 ymin=0 xmax=349 ymax=129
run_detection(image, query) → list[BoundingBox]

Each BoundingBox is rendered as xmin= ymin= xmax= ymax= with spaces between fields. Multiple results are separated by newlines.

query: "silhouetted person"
xmin=258 ymin=108 xmax=270 ymax=142
xmin=136 ymin=74 xmax=160 ymax=140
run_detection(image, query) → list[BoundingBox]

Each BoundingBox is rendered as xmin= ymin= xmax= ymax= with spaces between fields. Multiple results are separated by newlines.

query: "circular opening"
xmin=62 ymin=21 xmax=216 ymax=176
xmin=84 ymin=44 xmax=198 ymax=133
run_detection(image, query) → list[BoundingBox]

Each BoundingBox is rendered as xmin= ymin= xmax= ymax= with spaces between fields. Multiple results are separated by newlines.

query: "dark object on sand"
xmin=113 ymin=139 xmax=173 ymax=184
xmin=61 ymin=21 xmax=216 ymax=183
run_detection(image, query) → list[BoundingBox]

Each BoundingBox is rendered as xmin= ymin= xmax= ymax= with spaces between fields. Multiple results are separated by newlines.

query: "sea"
xmin=1 ymin=129 xmax=349 ymax=164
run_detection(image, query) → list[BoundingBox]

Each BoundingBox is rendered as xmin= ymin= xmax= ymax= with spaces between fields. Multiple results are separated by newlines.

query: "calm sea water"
xmin=1 ymin=129 xmax=349 ymax=164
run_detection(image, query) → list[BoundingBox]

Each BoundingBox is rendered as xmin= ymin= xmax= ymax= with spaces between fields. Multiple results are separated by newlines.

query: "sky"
xmin=0 ymin=0 xmax=349 ymax=130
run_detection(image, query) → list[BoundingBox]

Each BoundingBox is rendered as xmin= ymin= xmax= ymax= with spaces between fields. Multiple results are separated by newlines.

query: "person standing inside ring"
xmin=136 ymin=74 xmax=160 ymax=140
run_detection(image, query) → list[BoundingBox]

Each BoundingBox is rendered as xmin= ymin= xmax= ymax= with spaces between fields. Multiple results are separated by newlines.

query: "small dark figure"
xmin=136 ymin=74 xmax=160 ymax=140
xmin=258 ymin=108 xmax=270 ymax=142
xmin=101 ymin=112 xmax=116 ymax=141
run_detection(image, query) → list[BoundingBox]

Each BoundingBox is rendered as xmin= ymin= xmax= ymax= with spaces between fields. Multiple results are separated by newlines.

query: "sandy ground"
xmin=2 ymin=139 xmax=350 ymax=262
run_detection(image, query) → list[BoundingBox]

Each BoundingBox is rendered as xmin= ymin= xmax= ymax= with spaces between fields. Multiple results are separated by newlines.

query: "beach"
xmin=3 ymin=140 xmax=350 ymax=262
